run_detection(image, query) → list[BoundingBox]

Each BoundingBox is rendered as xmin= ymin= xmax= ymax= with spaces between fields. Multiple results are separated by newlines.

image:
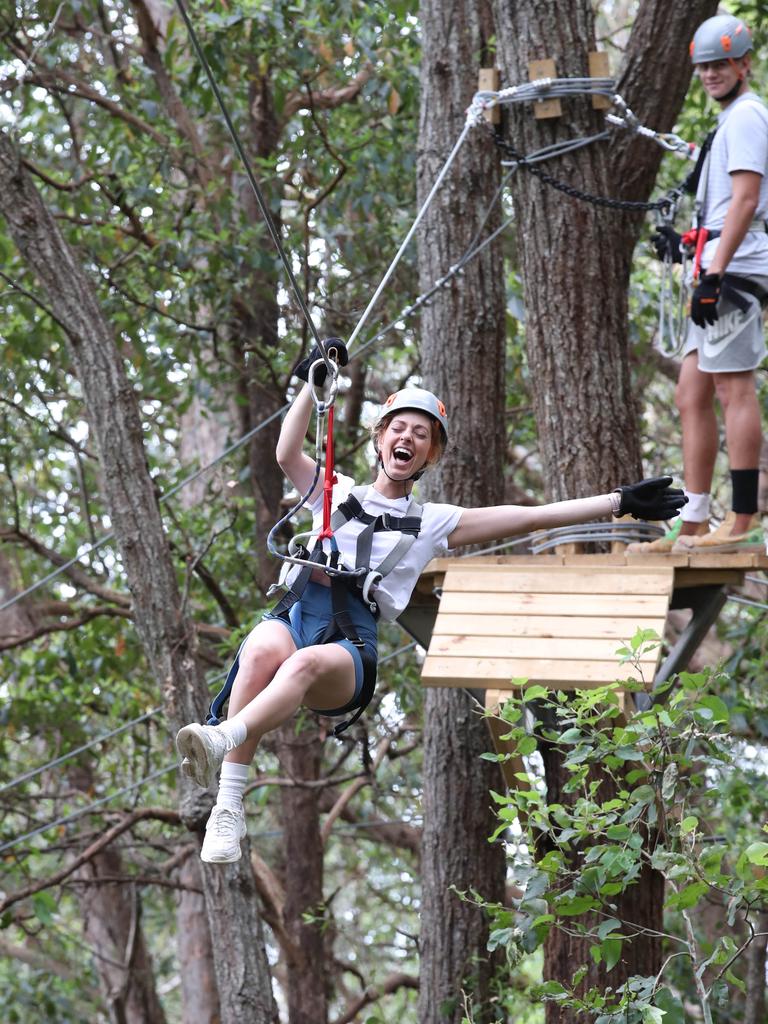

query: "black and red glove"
xmin=690 ymin=273 xmax=721 ymax=327
xmin=293 ymin=338 xmax=349 ymax=385
xmin=651 ymin=225 xmax=683 ymax=264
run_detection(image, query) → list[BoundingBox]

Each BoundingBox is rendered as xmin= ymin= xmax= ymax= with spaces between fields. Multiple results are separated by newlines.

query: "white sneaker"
xmin=175 ymin=723 xmax=235 ymax=789
xmin=201 ymin=805 xmax=246 ymax=863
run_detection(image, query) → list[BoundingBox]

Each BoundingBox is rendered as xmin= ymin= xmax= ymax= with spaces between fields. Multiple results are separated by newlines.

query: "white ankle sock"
xmin=217 ymin=718 xmax=247 ymax=750
xmin=217 ymin=761 xmax=249 ymax=811
xmin=681 ymin=491 xmax=710 ymax=524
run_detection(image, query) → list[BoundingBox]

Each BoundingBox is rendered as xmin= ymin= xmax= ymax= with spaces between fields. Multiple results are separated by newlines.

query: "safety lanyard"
xmin=317 ymin=403 xmax=337 ymax=542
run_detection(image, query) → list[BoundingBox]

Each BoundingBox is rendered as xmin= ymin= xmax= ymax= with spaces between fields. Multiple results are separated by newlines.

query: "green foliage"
xmin=482 ymin=639 xmax=768 ymax=1022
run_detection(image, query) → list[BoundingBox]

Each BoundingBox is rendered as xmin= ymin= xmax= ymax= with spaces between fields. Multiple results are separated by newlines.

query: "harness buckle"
xmin=362 ymin=569 xmax=382 ymax=606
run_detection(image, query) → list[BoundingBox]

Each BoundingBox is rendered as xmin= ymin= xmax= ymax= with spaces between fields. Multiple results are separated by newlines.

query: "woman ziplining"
xmin=175 ymin=340 xmax=687 ymax=864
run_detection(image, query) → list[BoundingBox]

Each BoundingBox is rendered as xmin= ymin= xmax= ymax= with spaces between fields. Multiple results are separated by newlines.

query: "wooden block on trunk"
xmin=478 ymin=67 xmax=501 ymax=124
xmin=528 ymin=58 xmax=561 ymax=119
xmin=588 ymin=51 xmax=612 ymax=109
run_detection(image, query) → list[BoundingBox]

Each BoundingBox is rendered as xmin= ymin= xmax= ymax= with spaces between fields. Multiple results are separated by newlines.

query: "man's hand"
xmin=616 ymin=477 xmax=687 ymax=521
xmin=651 ymin=225 xmax=683 ymax=264
xmin=294 ymin=338 xmax=349 ymax=385
xmin=690 ymin=273 xmax=721 ymax=327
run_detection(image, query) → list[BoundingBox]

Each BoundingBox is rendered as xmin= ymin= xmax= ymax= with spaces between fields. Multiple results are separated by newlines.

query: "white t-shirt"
xmin=701 ymin=92 xmax=768 ymax=277
xmin=297 ymin=473 xmax=463 ymax=622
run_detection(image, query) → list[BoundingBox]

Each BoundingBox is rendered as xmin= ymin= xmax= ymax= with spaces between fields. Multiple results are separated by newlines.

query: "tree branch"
xmin=0 ymin=808 xmax=180 ymax=915
xmin=333 ymin=971 xmax=419 ymax=1024
xmin=282 ymin=64 xmax=374 ymax=121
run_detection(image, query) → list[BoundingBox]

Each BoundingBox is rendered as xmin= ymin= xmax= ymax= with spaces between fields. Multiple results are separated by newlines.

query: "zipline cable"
xmin=0 ymin=640 xmax=418 ymax=851
xmin=346 ymin=119 xmax=474 ymax=352
xmin=0 ymin=706 xmax=161 ymax=796
xmin=171 ymin=0 xmax=339 ymax=372
xmin=1 ymin=140 xmax=525 ymax=615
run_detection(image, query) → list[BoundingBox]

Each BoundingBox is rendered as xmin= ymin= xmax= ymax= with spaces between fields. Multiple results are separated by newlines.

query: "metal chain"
xmin=491 ymin=131 xmax=674 ymax=214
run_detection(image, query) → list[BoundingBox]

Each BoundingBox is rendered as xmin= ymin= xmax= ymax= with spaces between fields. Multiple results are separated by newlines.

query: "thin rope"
xmin=0 ymin=707 xmax=161 ymax=796
xmin=0 ymin=640 xmax=418 ymax=850
xmin=727 ymin=593 xmax=768 ymax=612
xmin=0 ymin=764 xmax=177 ymax=855
xmin=0 ymin=406 xmax=286 ymax=613
xmin=171 ymin=0 xmax=331 ymax=363
xmin=345 ymin=119 xmax=474 ymax=352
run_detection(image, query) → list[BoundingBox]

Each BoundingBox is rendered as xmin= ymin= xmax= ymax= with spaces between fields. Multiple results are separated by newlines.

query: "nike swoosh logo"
xmin=702 ymin=306 xmax=760 ymax=358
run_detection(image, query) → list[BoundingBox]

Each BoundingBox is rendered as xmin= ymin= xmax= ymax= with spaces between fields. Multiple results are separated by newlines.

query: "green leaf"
xmin=680 ymin=815 xmax=698 ymax=834
xmin=555 ymin=895 xmax=597 ymax=916
xmin=697 ymin=695 xmax=730 ymax=724
xmin=602 ymin=936 xmax=622 ymax=970
xmin=744 ymin=841 xmax=768 ymax=866
xmin=522 ymin=684 xmax=549 ymax=701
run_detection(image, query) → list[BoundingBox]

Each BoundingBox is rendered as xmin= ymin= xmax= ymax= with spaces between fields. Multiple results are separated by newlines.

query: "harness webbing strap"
xmin=318 ymin=404 xmax=337 ymax=541
xmin=721 ymin=273 xmax=768 ymax=312
xmin=332 ymin=489 xmax=424 ymax=583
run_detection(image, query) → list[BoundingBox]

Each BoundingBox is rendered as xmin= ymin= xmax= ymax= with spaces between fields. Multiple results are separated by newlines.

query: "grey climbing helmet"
xmin=690 ymin=15 xmax=753 ymax=64
xmin=376 ymin=388 xmax=449 ymax=445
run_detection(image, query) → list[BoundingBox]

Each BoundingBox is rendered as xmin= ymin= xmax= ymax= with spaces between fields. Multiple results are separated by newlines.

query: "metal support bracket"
xmin=634 ymin=584 xmax=728 ymax=710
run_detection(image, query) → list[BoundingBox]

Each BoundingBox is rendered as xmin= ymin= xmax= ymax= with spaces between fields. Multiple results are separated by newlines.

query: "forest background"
xmin=2 ymin=1 xmax=768 ymax=1023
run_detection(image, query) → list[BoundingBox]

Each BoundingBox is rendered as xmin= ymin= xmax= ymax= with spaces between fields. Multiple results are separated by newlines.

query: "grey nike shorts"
xmin=682 ymin=274 xmax=768 ymax=372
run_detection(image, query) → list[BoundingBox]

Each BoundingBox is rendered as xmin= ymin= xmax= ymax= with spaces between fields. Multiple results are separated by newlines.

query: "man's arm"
xmin=707 ymin=169 xmax=762 ymax=276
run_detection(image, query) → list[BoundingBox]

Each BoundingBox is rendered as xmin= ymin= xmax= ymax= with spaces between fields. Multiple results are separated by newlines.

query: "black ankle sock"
xmin=730 ymin=468 xmax=759 ymax=515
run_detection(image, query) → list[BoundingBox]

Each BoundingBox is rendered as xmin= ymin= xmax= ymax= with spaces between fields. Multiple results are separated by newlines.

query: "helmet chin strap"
xmin=377 ymin=452 xmax=428 ymax=493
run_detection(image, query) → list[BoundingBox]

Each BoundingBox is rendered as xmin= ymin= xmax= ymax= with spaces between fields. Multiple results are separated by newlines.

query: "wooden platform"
xmin=404 ymin=552 xmax=768 ymax=694
xmin=421 ymin=562 xmax=675 ymax=691
xmin=400 ymin=552 xmax=768 ymax=792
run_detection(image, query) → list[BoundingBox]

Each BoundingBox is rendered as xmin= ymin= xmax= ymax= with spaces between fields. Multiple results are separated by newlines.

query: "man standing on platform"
xmin=632 ymin=14 xmax=767 ymax=554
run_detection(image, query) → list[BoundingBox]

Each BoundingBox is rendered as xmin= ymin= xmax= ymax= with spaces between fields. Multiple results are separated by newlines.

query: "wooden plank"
xmin=674 ymin=569 xmax=744 ymax=588
xmin=428 ymin=634 xmax=660 ymax=662
xmin=422 ymin=656 xmax=651 ymax=687
xmin=528 ymin=58 xmax=561 ymax=118
xmin=588 ymin=50 xmax=611 ymax=109
xmin=442 ymin=569 xmax=674 ymax=595
xmin=478 ymin=68 xmax=501 ymax=124
xmin=438 ymin=590 xmax=671 ymax=618
xmin=562 ymin=553 xmax=628 ymax=565
xmin=626 ymin=552 xmax=690 ymax=567
xmin=432 ymin=613 xmax=664 ymax=639
xmin=687 ymin=552 xmax=761 ymax=568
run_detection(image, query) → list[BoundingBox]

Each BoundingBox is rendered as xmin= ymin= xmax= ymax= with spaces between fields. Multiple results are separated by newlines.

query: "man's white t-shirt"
xmin=298 ymin=473 xmax=463 ymax=622
xmin=701 ymin=91 xmax=768 ymax=277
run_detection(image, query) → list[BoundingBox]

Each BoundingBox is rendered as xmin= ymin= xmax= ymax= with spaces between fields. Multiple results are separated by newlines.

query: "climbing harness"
xmin=209 ymin=479 xmax=427 ymax=737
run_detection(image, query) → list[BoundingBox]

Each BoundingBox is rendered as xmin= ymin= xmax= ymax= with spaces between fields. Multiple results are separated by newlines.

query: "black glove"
xmin=651 ymin=225 xmax=683 ymax=264
xmin=615 ymin=476 xmax=688 ymax=521
xmin=293 ymin=338 xmax=348 ymax=385
xmin=690 ymin=273 xmax=721 ymax=327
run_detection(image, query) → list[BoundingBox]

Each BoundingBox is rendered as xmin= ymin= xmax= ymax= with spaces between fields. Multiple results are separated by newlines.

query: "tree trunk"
xmin=492 ymin=0 xmax=718 ymax=1018
xmin=177 ymin=856 xmax=221 ymax=1024
xmin=417 ymin=2 xmax=508 ymax=1021
xmin=77 ymin=849 xmax=167 ymax=1024
xmin=0 ymin=133 xmax=277 ymax=1024
xmin=274 ymin=722 xmax=328 ymax=1024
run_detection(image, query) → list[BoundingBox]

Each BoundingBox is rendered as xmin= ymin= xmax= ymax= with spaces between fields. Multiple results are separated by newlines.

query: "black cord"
xmin=172 ymin=0 xmax=324 ymax=352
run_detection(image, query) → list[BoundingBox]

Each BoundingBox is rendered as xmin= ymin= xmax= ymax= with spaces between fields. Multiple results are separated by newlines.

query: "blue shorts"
xmin=263 ymin=582 xmax=378 ymax=716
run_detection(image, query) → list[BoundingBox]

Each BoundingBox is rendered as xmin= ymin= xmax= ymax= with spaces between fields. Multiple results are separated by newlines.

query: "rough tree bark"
xmin=491 ymin=0 xmax=719 ymax=1018
xmin=416 ymin=2 xmax=508 ymax=1021
xmin=274 ymin=722 xmax=328 ymax=1023
xmin=77 ymin=849 xmax=167 ymax=1024
xmin=0 ymin=133 xmax=277 ymax=1024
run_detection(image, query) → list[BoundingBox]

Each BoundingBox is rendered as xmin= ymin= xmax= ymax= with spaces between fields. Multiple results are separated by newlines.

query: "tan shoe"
xmin=672 ymin=511 xmax=764 ymax=554
xmin=626 ymin=519 xmax=705 ymax=554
